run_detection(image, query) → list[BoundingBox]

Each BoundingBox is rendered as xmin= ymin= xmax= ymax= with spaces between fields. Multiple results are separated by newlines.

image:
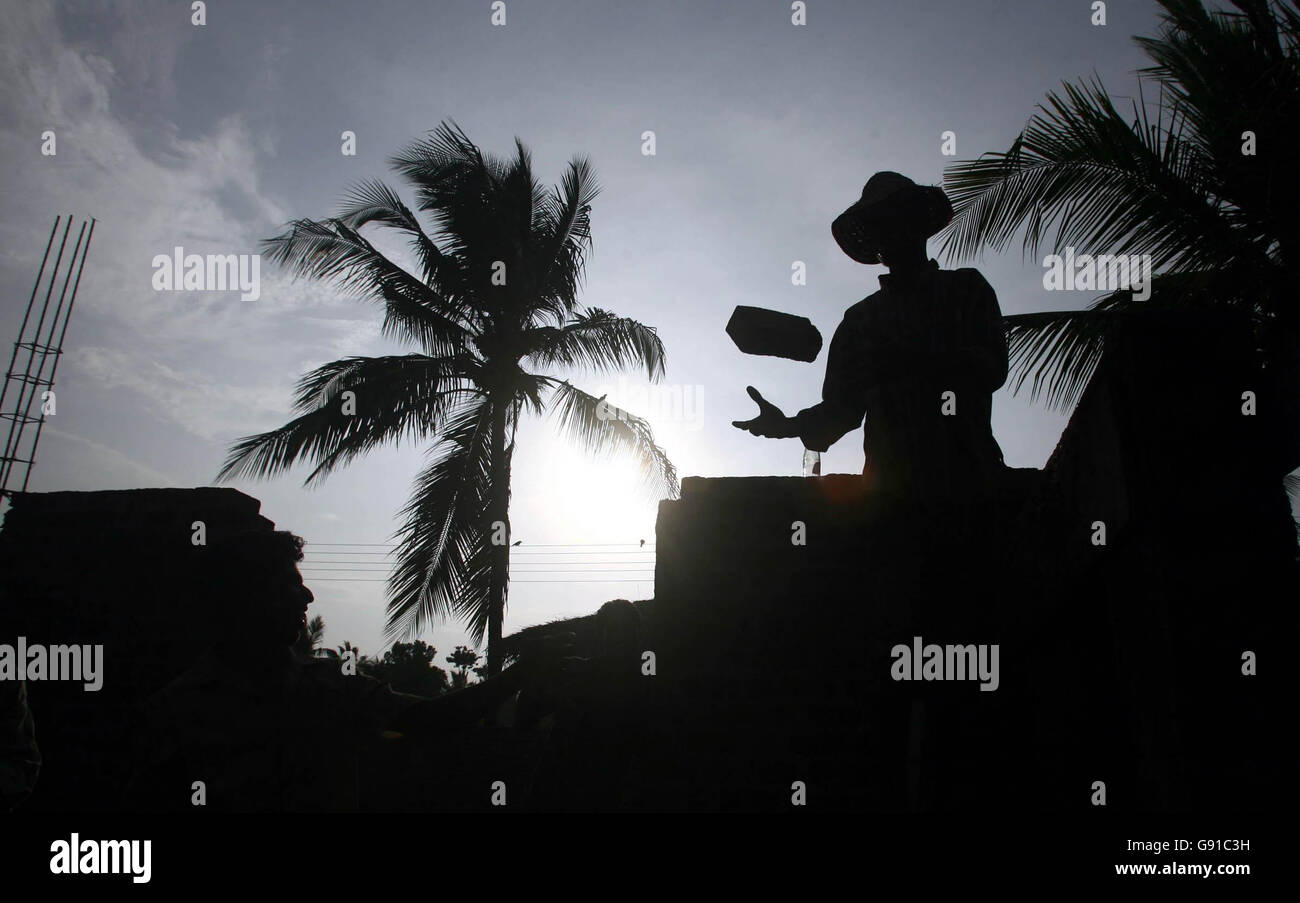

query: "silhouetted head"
xmin=832 ymin=172 xmax=952 ymax=271
xmin=595 ymin=599 xmax=641 ymax=662
xmin=203 ymin=530 xmax=312 ymax=649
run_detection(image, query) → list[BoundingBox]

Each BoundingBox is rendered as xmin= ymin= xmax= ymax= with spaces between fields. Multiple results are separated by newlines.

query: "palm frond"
xmin=1005 ymin=271 xmax=1236 ymax=410
xmin=531 ymin=157 xmax=600 ymax=320
xmin=502 ymin=136 xmax=547 ymax=250
xmin=512 ymin=371 xmax=550 ymax=417
xmin=388 ymin=121 xmax=511 ymax=278
xmin=386 ymin=400 xmax=496 ymax=642
xmin=545 ymin=379 xmax=679 ymax=499
xmin=1134 ymin=0 xmax=1300 ymax=264
xmin=939 ymin=0 xmax=1300 ymax=420
xmin=306 ymin=614 xmax=326 ymax=651
xmin=215 ymin=354 xmax=482 ymax=487
xmin=262 ymin=217 xmax=475 ymax=356
xmin=387 ymin=120 xmax=493 ymax=203
xmin=1005 ymin=309 xmax=1110 ymax=413
xmin=523 ymin=307 xmax=666 ymax=381
xmin=939 ymin=77 xmax=1261 ymax=274
xmin=336 ymin=178 xmax=467 ymax=298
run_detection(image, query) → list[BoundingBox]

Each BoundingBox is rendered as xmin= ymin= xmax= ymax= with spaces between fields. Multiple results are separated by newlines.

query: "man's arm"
xmin=796 ymin=310 xmax=873 ymax=451
xmin=956 ymin=269 xmax=1008 ymax=392
xmin=733 ymin=389 xmax=863 ymax=454
xmin=790 ymin=398 xmax=867 ymax=453
xmin=733 ymin=309 xmax=872 ymax=452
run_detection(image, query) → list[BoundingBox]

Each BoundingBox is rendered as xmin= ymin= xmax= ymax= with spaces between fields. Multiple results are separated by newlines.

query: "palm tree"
xmin=317 ymin=639 xmax=366 ymax=664
xmin=217 ymin=121 xmax=678 ymax=674
xmin=446 ymin=645 xmax=481 ymax=688
xmin=940 ymin=0 xmax=1300 ymax=482
xmin=293 ymin=613 xmax=328 ymax=658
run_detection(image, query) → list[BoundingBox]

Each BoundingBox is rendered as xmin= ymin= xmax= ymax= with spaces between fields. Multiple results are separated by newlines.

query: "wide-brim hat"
xmin=832 ymin=172 xmax=953 ymax=265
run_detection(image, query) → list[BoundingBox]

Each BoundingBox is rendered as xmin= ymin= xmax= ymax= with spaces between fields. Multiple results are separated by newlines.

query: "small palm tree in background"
xmin=318 ymin=640 xmax=367 ymax=665
xmin=292 ymin=614 xmax=328 ymax=659
xmin=446 ymin=645 xmax=481 ymax=688
xmin=218 ymin=121 xmax=677 ymax=674
xmin=940 ymin=0 xmax=1300 ymax=484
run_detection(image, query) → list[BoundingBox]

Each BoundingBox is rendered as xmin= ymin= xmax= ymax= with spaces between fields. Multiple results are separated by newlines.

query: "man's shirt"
xmin=796 ymin=260 xmax=1008 ymax=496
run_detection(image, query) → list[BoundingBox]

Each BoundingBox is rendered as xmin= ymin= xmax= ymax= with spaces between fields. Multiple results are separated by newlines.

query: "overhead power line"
xmin=306 ymin=577 xmax=653 ymax=584
xmin=307 ymin=542 xmax=654 ymax=548
xmin=303 ymin=551 xmax=654 ymax=557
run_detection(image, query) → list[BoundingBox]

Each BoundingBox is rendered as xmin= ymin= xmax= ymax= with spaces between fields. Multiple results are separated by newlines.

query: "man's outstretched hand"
xmin=732 ymin=386 xmax=799 ymax=438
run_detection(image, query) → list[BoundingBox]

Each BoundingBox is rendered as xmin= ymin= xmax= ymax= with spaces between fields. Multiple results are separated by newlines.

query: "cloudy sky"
xmin=1 ymin=0 xmax=1191 ymax=659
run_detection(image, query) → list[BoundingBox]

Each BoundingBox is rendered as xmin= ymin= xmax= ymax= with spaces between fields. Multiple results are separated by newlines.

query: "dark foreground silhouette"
xmin=123 ymin=530 xmax=557 ymax=811
xmin=0 ymin=174 xmax=1291 ymax=811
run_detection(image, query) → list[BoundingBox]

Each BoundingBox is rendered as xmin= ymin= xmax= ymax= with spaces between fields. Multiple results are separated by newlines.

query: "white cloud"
xmin=69 ymin=344 xmax=289 ymax=442
xmin=32 ymin=425 xmax=179 ymax=490
xmin=0 ymin=3 xmax=391 ymax=452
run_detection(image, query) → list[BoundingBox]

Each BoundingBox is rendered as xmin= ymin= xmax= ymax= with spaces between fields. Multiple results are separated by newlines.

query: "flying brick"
xmin=725 ymin=306 xmax=823 ymax=362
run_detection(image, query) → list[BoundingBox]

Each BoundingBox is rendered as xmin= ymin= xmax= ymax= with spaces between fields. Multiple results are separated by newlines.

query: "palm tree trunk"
xmin=486 ymin=399 xmax=510 ymax=675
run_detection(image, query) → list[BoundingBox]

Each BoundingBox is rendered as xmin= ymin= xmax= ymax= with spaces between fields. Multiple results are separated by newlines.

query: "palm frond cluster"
xmin=220 ymin=122 xmax=677 ymax=671
xmin=942 ymin=0 xmax=1300 ymax=420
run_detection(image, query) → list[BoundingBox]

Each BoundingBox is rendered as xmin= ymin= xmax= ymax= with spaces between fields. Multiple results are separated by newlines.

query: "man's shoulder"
xmin=841 ymin=293 xmax=881 ymax=323
xmin=942 ymin=266 xmax=995 ymax=295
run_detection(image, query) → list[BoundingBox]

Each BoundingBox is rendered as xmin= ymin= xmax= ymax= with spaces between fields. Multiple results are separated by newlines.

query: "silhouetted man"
xmin=734 ymin=173 xmax=1017 ymax=809
xmin=734 ymin=171 xmax=1008 ymax=500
